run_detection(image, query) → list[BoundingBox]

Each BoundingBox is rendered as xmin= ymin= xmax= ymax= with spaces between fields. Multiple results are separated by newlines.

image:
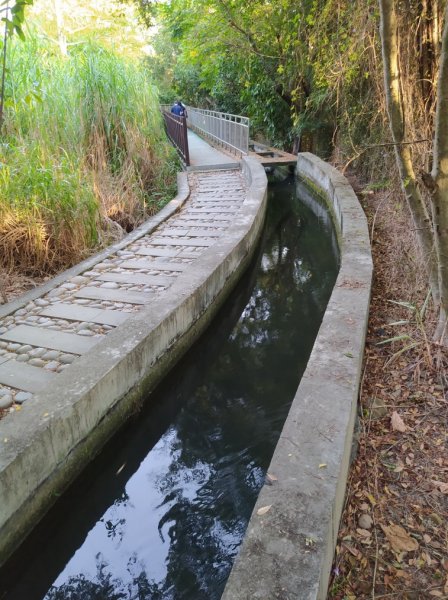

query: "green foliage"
xmin=0 ymin=29 xmax=177 ymax=273
xmin=120 ymin=0 xmax=157 ymax=28
xmin=138 ymin=0 xmax=385 ymax=160
xmin=29 ymin=0 xmax=153 ymax=58
xmin=1 ymin=140 xmax=98 ymax=241
xmin=2 ymin=1 xmax=34 ymax=40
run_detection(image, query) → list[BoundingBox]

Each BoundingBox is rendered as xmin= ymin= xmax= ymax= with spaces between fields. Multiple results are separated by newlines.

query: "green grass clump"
xmin=0 ymin=32 xmax=178 ymax=274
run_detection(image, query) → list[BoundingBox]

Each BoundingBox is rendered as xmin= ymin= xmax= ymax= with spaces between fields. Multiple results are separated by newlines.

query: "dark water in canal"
xmin=0 ymin=177 xmax=338 ymax=600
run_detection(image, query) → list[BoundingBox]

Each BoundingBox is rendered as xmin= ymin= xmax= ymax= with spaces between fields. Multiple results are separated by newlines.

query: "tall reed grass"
xmin=0 ymin=32 xmax=178 ymax=274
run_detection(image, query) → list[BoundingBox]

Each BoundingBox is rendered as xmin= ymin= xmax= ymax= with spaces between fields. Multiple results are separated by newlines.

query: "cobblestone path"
xmin=0 ymin=169 xmax=246 ymax=412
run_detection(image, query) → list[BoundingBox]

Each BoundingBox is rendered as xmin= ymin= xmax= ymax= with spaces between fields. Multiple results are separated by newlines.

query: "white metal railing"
xmin=186 ymin=107 xmax=249 ymax=156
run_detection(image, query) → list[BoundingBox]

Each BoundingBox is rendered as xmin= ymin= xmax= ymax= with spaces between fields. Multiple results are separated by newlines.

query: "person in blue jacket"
xmin=171 ymin=101 xmax=185 ymax=117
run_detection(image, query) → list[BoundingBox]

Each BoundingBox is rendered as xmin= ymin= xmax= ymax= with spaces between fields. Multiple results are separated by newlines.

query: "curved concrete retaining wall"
xmin=222 ymin=152 xmax=373 ymax=599
xmin=0 ymin=157 xmax=268 ymax=565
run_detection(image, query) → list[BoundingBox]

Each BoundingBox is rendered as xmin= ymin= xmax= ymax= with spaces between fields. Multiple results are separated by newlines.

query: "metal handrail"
xmin=161 ymin=110 xmax=190 ymax=166
xmin=186 ymin=107 xmax=249 ymax=156
xmin=160 ymin=104 xmax=250 ymax=160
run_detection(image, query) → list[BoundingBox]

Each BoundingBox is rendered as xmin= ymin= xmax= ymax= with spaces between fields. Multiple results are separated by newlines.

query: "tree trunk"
xmin=0 ymin=3 xmax=9 ymax=131
xmin=419 ymin=0 xmax=431 ymax=103
xmin=431 ymin=3 xmax=448 ymax=342
xmin=54 ymin=0 xmax=67 ymax=56
xmin=378 ymin=0 xmax=440 ymax=305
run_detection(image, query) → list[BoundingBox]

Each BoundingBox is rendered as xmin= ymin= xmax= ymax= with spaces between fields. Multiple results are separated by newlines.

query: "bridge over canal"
xmin=161 ymin=105 xmax=297 ymax=169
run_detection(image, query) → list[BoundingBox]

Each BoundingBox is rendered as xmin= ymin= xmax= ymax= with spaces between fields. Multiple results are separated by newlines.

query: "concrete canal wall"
xmin=222 ymin=153 xmax=373 ymax=599
xmin=0 ymin=157 xmax=268 ymax=566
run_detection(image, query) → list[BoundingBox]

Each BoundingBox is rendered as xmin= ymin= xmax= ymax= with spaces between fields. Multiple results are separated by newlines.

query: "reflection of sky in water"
xmin=261 ymin=244 xmax=289 ymax=270
xmin=48 ymin=427 xmax=203 ymax=594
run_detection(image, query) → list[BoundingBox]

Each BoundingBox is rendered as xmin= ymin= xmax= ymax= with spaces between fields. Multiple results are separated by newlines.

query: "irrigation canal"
xmin=0 ymin=176 xmax=339 ymax=600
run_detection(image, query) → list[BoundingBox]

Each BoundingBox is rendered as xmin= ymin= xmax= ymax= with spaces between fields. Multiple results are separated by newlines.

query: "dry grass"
xmin=0 ymin=267 xmax=47 ymax=305
xmin=0 ymin=207 xmax=95 ymax=276
xmin=0 ymin=34 xmax=179 ymax=278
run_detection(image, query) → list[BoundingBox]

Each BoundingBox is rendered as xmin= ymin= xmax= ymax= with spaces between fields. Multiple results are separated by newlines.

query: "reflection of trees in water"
xmin=101 ymin=491 xmax=130 ymax=544
xmin=231 ymin=205 xmax=333 ymax=361
xmin=45 ymin=554 xmax=162 ymax=600
xmin=151 ymin=414 xmax=261 ymax=598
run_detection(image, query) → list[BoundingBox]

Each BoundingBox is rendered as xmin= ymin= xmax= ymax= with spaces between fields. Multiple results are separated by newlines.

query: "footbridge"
xmin=161 ymin=105 xmax=297 ymax=168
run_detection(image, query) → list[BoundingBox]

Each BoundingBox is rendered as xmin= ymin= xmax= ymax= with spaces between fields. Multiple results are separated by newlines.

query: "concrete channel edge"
xmin=0 ymin=157 xmax=268 ymax=566
xmin=222 ymin=152 xmax=373 ymax=600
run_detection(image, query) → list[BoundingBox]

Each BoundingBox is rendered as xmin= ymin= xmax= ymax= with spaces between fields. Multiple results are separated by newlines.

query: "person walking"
xmin=179 ymin=101 xmax=188 ymax=118
xmin=170 ymin=101 xmax=185 ymax=117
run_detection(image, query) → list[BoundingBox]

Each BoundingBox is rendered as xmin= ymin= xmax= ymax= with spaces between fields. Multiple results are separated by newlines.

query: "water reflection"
xmin=0 ymin=178 xmax=338 ymax=600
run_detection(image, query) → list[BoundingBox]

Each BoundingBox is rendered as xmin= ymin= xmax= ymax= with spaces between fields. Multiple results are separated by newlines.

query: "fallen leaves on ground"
xmin=391 ymin=410 xmax=407 ymax=432
xmin=381 ymin=523 xmax=419 ymax=552
xmin=329 ymin=179 xmax=448 ymax=600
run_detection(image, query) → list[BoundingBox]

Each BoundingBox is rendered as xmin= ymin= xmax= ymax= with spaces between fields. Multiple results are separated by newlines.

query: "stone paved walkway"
xmin=0 ymin=169 xmax=246 ymax=413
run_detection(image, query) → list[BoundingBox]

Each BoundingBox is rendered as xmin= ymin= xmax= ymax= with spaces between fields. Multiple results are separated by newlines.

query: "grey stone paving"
xmin=96 ymin=273 xmax=174 ymax=287
xmin=0 ymin=325 xmax=98 ymax=354
xmin=134 ymin=248 xmax=181 ymax=257
xmin=135 ymin=248 xmax=198 ymax=259
xmin=0 ymin=168 xmax=247 ymax=410
xmin=177 ymin=214 xmax=231 ymax=222
xmin=175 ymin=219 xmax=229 ymax=227
xmin=119 ymin=259 xmax=188 ymax=271
xmin=73 ymin=287 xmax=154 ymax=305
xmin=188 ymin=207 xmax=236 ymax=213
xmin=0 ymin=362 xmax=55 ymax=393
xmin=181 ymin=229 xmax=222 ymax=237
xmin=160 ymin=228 xmax=189 ymax=237
xmin=150 ymin=237 xmax=213 ymax=247
xmin=39 ymin=305 xmax=128 ymax=326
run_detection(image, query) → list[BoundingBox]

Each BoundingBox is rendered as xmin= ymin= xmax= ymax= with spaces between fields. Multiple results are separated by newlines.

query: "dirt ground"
xmin=329 ymin=181 xmax=448 ymax=599
xmin=0 ymin=271 xmax=48 ymax=305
